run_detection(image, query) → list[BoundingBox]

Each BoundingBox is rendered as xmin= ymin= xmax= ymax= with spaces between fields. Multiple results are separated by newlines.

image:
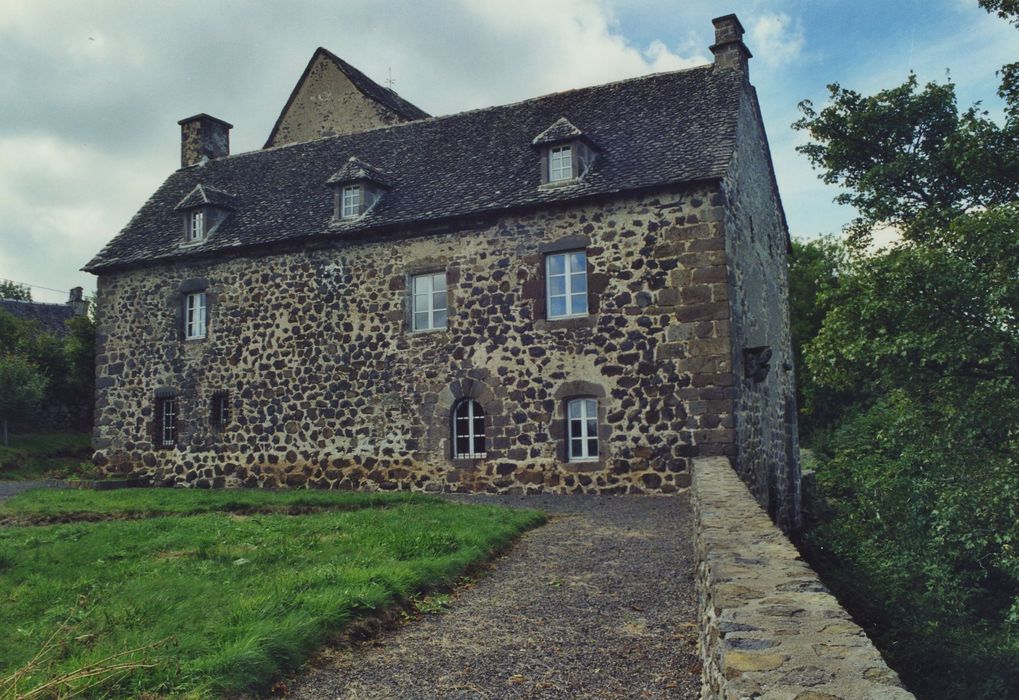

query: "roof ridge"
xmin=237 ymin=62 xmax=717 ymax=161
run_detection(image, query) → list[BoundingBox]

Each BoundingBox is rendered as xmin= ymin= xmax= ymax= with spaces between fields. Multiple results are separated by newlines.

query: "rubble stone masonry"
xmin=94 ymin=184 xmax=740 ymax=494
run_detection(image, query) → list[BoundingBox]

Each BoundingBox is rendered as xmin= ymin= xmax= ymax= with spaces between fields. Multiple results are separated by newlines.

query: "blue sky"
xmin=0 ymin=0 xmax=1014 ymax=302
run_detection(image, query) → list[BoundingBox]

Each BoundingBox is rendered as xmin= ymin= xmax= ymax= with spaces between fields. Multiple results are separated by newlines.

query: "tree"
xmin=0 ymin=281 xmax=31 ymax=301
xmin=0 ymin=355 xmax=48 ymax=445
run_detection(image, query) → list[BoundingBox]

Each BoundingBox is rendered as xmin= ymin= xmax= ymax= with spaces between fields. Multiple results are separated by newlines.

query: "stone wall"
xmin=721 ymin=78 xmax=801 ymax=531
xmin=693 ymin=456 xmax=914 ymax=700
xmin=93 ymin=184 xmax=737 ymax=494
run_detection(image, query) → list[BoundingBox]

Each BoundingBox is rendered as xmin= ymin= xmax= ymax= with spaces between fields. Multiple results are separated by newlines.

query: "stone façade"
xmin=87 ymin=14 xmax=802 ymax=528
xmin=93 ymin=185 xmax=735 ymax=496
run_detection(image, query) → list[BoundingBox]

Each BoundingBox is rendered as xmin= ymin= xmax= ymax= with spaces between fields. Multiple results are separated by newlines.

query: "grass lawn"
xmin=0 ymin=432 xmax=93 ymax=481
xmin=0 ymin=489 xmax=544 ymax=698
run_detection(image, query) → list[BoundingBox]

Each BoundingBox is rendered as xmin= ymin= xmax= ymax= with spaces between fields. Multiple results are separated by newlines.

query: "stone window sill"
xmin=534 ymin=315 xmax=596 ymax=332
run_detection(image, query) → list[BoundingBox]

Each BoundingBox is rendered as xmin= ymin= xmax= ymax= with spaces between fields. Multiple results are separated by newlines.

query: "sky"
xmin=0 ymin=0 xmax=1014 ymax=303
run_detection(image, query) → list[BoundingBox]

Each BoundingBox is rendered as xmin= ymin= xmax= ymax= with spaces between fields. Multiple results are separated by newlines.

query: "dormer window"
xmin=327 ymin=156 xmax=392 ymax=223
xmin=548 ymin=145 xmax=573 ymax=182
xmin=187 ymin=210 xmax=205 ymax=241
xmin=340 ymin=185 xmax=362 ymax=219
xmin=532 ymin=117 xmax=598 ymax=186
xmin=173 ymin=184 xmax=236 ymax=245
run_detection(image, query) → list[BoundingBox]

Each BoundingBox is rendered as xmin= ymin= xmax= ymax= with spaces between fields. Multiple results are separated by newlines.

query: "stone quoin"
xmin=84 ymin=14 xmax=802 ymax=530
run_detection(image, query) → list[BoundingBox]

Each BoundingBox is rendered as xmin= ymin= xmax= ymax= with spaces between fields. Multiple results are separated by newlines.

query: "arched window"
xmin=453 ymin=399 xmax=486 ymax=459
xmin=567 ymin=398 xmax=599 ymax=461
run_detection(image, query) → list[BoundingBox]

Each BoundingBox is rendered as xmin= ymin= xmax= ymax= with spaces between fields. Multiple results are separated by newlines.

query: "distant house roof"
xmin=85 ymin=65 xmax=742 ymax=273
xmin=0 ymin=299 xmax=75 ymax=337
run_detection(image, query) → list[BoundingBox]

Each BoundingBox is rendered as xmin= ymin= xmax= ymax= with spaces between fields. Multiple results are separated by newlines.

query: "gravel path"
xmin=283 ymin=493 xmax=701 ymax=700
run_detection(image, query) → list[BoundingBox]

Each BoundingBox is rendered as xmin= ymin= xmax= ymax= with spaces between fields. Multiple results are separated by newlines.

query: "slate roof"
xmin=85 ymin=64 xmax=742 ymax=273
xmin=532 ymin=117 xmax=587 ymax=146
xmin=173 ymin=184 xmax=237 ymax=211
xmin=326 ymin=156 xmax=393 ymax=187
xmin=264 ymin=48 xmax=430 ymax=148
xmin=0 ymin=300 xmax=75 ymax=337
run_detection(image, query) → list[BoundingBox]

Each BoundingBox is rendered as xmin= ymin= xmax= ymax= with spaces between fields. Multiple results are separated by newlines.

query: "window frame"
xmin=184 ymin=291 xmax=208 ymax=340
xmin=567 ymin=397 xmax=599 ymax=462
xmin=186 ymin=209 xmax=205 ymax=242
xmin=548 ymin=144 xmax=574 ymax=182
xmin=452 ymin=398 xmax=486 ymax=460
xmin=545 ymin=250 xmax=589 ymax=319
xmin=410 ymin=271 xmax=448 ymax=332
xmin=211 ymin=391 xmax=231 ymax=430
xmin=340 ymin=184 xmax=362 ymax=219
xmin=156 ymin=396 xmax=179 ymax=449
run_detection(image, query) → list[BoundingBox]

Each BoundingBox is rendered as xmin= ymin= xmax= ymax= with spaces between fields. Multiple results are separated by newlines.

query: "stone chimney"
xmin=67 ymin=287 xmax=88 ymax=317
xmin=710 ymin=14 xmax=752 ymax=74
xmin=178 ymin=113 xmax=233 ymax=168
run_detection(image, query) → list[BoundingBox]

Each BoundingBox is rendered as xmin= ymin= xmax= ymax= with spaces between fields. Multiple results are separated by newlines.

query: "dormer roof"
xmin=173 ymin=184 xmax=237 ymax=211
xmin=532 ymin=117 xmax=590 ymax=147
xmin=326 ymin=156 xmax=393 ymax=188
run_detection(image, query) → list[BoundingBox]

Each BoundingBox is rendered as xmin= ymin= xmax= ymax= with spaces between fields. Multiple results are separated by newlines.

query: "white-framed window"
xmin=187 ymin=209 xmax=205 ymax=242
xmin=546 ymin=250 xmax=588 ymax=319
xmin=548 ymin=145 xmax=573 ymax=182
xmin=340 ymin=185 xmax=362 ymax=219
xmin=412 ymin=272 xmax=448 ymax=331
xmin=184 ymin=292 xmax=207 ymax=339
xmin=157 ymin=396 xmax=178 ymax=448
xmin=567 ymin=398 xmax=599 ymax=461
xmin=452 ymin=398 xmax=486 ymax=459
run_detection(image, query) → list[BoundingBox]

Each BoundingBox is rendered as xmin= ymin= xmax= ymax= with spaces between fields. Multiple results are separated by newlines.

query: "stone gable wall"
xmin=721 ymin=81 xmax=801 ymax=530
xmin=93 ymin=185 xmax=737 ymax=493
xmin=268 ymin=53 xmax=405 ymax=147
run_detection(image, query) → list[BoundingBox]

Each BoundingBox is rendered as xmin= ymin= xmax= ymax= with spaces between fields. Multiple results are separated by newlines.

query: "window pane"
xmin=569 ymin=251 xmax=586 ymax=273
xmin=432 ymin=309 xmax=447 ymax=328
xmin=456 ymin=436 xmax=470 ymax=456
xmin=473 ymin=434 xmax=485 ymax=455
xmin=568 ymin=401 xmax=581 ymax=420
xmin=432 ymin=273 xmax=447 ymax=292
xmin=455 ymin=401 xmax=470 ymax=419
xmin=414 ymin=311 xmax=429 ymax=330
xmin=414 ymin=293 xmax=429 ymax=313
xmin=547 ymin=254 xmax=566 ymax=276
xmin=584 ymin=399 xmax=597 ymax=416
xmin=550 ymin=297 xmax=567 ymax=318
xmin=588 ymin=438 xmax=599 ymax=456
xmin=433 ymin=291 xmax=447 ymax=311
xmin=586 ymin=418 xmax=597 ymax=437
xmin=571 ymin=273 xmax=587 ymax=293
xmin=571 ymin=293 xmax=588 ymax=315
xmin=569 ymin=417 xmax=583 ymax=438
xmin=570 ymin=438 xmax=583 ymax=458
xmin=549 ymin=276 xmax=566 ymax=296
xmin=414 ymin=275 xmax=431 ymax=296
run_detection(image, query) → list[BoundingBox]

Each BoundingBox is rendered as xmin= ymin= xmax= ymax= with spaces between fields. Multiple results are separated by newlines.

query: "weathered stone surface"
xmin=693 ymin=456 xmax=914 ymax=700
xmin=92 ymin=187 xmax=730 ymax=494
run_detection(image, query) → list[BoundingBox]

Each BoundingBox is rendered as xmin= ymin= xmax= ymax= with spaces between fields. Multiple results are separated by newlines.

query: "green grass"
xmin=0 ymin=432 xmax=93 ymax=481
xmin=0 ymin=486 xmax=430 ymax=521
xmin=0 ymin=490 xmax=545 ymax=698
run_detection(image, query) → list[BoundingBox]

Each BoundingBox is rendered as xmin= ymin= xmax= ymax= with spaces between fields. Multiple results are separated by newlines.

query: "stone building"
xmin=0 ymin=287 xmax=89 ymax=338
xmin=84 ymin=15 xmax=802 ymax=529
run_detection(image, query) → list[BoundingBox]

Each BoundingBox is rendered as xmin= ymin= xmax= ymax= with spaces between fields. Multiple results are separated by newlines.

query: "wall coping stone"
xmin=693 ymin=456 xmax=914 ymax=700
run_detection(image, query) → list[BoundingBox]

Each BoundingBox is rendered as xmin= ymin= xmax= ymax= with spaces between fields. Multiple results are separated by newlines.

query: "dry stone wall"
xmin=722 ymin=80 xmax=801 ymax=531
xmin=93 ymin=185 xmax=737 ymax=494
xmin=694 ymin=456 xmax=914 ymax=700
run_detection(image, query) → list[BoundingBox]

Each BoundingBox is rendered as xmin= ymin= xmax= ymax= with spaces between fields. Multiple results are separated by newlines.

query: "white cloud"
xmin=748 ymin=13 xmax=805 ymax=67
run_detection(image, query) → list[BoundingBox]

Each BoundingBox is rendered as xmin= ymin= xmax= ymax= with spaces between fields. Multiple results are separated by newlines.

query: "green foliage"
xmin=792 ymin=5 xmax=1019 ymax=698
xmin=0 ymin=281 xmax=30 ymax=301
xmin=794 ymin=75 xmax=1019 ymax=248
xmin=0 ymin=356 xmax=48 ymax=444
xmin=0 ymin=492 xmax=545 ymax=697
xmin=0 ymin=431 xmax=96 ymax=481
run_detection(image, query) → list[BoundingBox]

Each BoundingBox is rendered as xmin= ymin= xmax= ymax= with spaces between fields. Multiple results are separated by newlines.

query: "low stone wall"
xmin=693 ymin=456 xmax=914 ymax=700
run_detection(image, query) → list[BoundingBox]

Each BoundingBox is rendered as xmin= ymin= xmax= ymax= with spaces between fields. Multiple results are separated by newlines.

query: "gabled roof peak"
xmin=173 ymin=184 xmax=237 ymax=211
xmin=532 ymin=117 xmax=589 ymax=147
xmin=326 ymin=156 xmax=392 ymax=187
